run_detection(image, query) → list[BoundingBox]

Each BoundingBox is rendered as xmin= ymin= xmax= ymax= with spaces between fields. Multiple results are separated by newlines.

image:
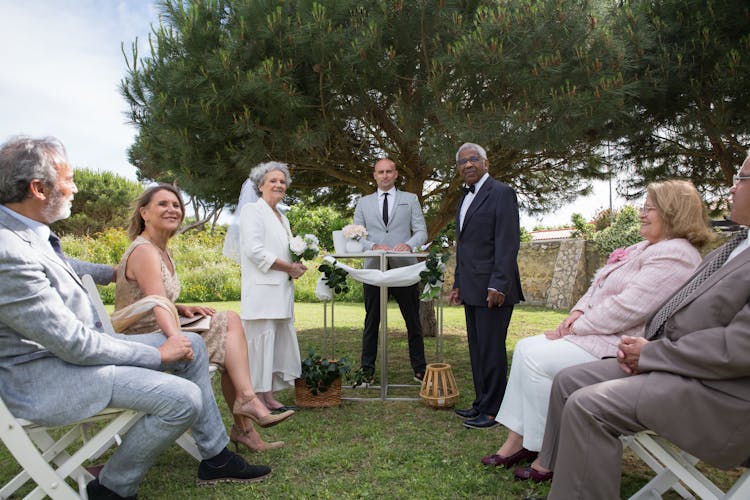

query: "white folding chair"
xmin=624 ymin=431 xmax=750 ymax=500
xmin=0 ymin=396 xmax=142 ymax=500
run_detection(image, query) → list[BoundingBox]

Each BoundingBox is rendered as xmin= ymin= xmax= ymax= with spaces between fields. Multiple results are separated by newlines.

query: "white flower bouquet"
xmin=290 ymin=234 xmax=320 ymax=262
xmin=342 ymin=224 xmax=367 ymax=241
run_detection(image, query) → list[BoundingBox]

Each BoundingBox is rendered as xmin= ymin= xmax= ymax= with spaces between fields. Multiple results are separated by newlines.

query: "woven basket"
xmin=294 ymin=377 xmax=342 ymax=408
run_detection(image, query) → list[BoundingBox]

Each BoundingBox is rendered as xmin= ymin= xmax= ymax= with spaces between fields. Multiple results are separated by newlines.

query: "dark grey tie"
xmin=48 ymin=231 xmax=66 ymax=261
xmin=382 ymin=192 xmax=389 ymax=226
xmin=645 ymin=228 xmax=748 ymax=339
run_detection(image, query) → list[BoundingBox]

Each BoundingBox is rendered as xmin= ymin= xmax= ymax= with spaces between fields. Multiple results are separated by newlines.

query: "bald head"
xmin=373 ymin=158 xmax=398 ymax=191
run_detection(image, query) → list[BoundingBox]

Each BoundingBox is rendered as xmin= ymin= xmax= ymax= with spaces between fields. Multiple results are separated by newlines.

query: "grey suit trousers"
xmin=99 ymin=332 xmax=228 ymax=496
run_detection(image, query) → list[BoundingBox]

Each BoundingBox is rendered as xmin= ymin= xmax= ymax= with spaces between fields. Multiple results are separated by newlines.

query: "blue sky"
xmin=0 ymin=0 xmax=627 ymax=228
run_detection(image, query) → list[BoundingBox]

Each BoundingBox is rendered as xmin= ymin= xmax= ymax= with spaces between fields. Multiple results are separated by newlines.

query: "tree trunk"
xmin=420 ymin=299 xmax=437 ymax=338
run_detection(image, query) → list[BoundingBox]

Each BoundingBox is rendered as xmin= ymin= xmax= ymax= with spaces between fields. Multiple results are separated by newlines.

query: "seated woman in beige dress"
xmin=113 ymin=184 xmax=292 ymax=452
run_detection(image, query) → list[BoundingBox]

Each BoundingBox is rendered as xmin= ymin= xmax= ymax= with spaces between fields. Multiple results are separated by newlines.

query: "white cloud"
xmin=0 ymin=0 xmax=158 ymax=180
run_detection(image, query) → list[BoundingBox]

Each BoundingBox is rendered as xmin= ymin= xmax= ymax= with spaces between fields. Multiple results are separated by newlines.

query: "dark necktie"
xmin=48 ymin=231 xmax=66 ymax=261
xmin=463 ymin=184 xmax=475 ymax=195
xmin=645 ymin=228 xmax=748 ymax=339
xmin=382 ymin=192 xmax=389 ymax=225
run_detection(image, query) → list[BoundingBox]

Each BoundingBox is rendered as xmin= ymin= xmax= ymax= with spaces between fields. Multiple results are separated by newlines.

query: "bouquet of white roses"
xmin=342 ymin=224 xmax=367 ymax=241
xmin=290 ymin=234 xmax=320 ymax=262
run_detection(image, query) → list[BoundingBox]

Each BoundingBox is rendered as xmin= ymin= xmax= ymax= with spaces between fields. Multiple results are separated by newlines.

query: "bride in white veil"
xmin=223 ymin=175 xmax=291 ymax=263
xmin=222 ymin=176 xmax=258 ymax=263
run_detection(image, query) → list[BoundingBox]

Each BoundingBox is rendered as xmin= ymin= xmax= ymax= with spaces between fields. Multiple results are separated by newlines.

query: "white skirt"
xmin=242 ymin=318 xmax=301 ymax=393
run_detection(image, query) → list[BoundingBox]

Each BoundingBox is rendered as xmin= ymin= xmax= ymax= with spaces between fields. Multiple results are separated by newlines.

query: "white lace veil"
xmin=222 ymin=176 xmax=258 ymax=263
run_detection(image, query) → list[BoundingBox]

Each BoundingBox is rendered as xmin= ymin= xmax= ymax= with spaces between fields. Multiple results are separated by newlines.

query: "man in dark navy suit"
xmin=449 ymin=142 xmax=524 ymax=429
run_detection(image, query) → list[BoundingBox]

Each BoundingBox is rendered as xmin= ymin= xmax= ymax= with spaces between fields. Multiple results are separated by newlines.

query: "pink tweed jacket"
xmin=565 ymin=238 xmax=701 ymax=359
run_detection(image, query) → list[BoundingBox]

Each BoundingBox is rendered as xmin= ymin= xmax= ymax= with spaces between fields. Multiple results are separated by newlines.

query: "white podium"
xmin=324 ymin=251 xmax=438 ymax=401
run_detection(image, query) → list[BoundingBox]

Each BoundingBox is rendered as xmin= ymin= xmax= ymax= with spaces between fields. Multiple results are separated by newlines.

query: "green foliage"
xmin=61 ymin=230 xmax=370 ymax=304
xmin=61 ymin=228 xmax=132 ymax=302
xmin=299 ymin=348 xmax=352 ymax=395
xmin=570 ymin=213 xmax=596 ymax=240
xmin=519 ymin=227 xmax=532 ymax=243
xmin=419 ymin=242 xmax=451 ymax=301
xmin=610 ymin=0 xmax=750 ymax=207
xmin=52 ymin=169 xmax=142 ymax=236
xmin=286 ymin=204 xmax=349 ymax=252
xmin=591 ymin=207 xmax=614 ymax=231
xmin=592 ymin=205 xmax=643 ymax=255
xmin=318 ymin=263 xmax=350 ymax=296
xmin=122 ymin=0 xmax=627 ymax=240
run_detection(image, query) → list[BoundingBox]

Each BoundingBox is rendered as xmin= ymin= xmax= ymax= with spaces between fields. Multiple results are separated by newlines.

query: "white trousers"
xmin=496 ymin=334 xmax=597 ymax=451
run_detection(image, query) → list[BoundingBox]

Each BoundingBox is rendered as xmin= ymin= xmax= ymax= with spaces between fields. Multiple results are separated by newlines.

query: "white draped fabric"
xmin=315 ymin=254 xmax=431 ymax=301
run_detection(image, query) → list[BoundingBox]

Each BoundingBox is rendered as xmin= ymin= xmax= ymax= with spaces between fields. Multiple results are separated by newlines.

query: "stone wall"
xmin=517 ymin=239 xmax=604 ymax=310
xmin=442 ymin=239 xmax=605 ymax=310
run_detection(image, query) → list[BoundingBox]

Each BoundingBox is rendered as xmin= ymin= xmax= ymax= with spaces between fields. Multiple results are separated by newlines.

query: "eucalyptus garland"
xmin=419 ymin=242 xmax=450 ymax=301
xmin=319 ymin=261 xmax=350 ymax=295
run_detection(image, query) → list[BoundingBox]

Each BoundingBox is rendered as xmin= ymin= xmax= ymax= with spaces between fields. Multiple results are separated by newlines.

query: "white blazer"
xmin=239 ymin=198 xmax=295 ymax=320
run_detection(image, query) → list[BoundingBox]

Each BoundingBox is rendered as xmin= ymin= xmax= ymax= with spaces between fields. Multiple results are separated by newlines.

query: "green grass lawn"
xmin=1 ymin=303 xmax=743 ymax=498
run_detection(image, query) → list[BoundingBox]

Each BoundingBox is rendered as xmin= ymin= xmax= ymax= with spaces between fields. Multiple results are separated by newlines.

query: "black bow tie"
xmin=463 ymin=184 xmax=475 ymax=195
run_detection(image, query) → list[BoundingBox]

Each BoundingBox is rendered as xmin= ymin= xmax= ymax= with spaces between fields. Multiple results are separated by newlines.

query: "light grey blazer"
xmin=353 ymin=189 xmax=427 ymax=269
xmin=0 ymin=209 xmax=161 ymax=426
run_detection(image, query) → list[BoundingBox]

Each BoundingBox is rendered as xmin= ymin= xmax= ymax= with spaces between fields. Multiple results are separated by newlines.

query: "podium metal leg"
xmin=379 ymin=256 xmax=388 ymax=399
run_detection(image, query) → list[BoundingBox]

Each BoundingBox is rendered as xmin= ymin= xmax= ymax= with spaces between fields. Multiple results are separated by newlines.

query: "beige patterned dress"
xmin=114 ymin=236 xmax=228 ymax=370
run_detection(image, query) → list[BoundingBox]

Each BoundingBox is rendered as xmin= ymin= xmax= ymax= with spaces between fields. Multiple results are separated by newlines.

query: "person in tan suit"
xmin=519 ymin=153 xmax=750 ymax=500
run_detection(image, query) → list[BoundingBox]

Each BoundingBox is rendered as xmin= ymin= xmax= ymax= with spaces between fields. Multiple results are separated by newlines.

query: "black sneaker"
xmin=86 ymin=479 xmax=137 ymax=500
xmin=413 ymin=372 xmax=425 ymax=383
xmin=197 ymin=451 xmax=271 ymax=485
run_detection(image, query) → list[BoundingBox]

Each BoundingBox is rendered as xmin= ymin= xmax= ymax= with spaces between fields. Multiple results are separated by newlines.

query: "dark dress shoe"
xmin=481 ymin=448 xmax=538 ymax=467
xmin=513 ymin=465 xmax=554 ymax=482
xmin=86 ymin=479 xmax=137 ymax=499
xmin=463 ymin=414 xmax=499 ymax=429
xmin=197 ymin=451 xmax=271 ymax=485
xmin=454 ymin=407 xmax=480 ymax=419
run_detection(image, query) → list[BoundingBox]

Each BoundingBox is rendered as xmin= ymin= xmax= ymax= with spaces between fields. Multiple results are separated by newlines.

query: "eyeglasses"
xmin=639 ymin=204 xmax=657 ymax=214
xmin=457 ymin=155 xmax=484 ymax=166
xmin=733 ymin=173 xmax=750 ymax=185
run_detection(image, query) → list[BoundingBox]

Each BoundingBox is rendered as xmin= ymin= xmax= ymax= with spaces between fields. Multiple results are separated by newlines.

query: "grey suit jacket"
xmin=68 ymin=257 xmax=115 ymax=285
xmin=0 ymin=209 xmax=160 ymax=426
xmin=353 ymin=189 xmax=427 ymax=269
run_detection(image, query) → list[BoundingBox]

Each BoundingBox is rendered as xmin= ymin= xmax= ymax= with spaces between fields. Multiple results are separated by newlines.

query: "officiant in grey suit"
xmin=0 ymin=136 xmax=270 ymax=500
xmin=353 ymin=158 xmax=427 ymax=383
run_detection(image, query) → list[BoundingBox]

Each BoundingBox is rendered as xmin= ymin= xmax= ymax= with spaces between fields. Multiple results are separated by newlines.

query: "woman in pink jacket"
xmin=482 ymin=180 xmax=715 ymax=477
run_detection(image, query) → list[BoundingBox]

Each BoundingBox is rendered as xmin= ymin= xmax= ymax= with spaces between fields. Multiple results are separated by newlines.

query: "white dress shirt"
xmin=378 ymin=187 xmax=396 ymax=222
xmin=459 ymin=172 xmax=489 ymax=231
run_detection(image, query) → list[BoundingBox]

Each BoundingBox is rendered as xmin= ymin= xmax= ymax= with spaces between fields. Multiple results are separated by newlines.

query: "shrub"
xmin=286 ymin=204 xmax=349 ymax=251
xmin=593 ymin=205 xmax=643 ymax=254
xmin=60 ymin=228 xmax=368 ymax=304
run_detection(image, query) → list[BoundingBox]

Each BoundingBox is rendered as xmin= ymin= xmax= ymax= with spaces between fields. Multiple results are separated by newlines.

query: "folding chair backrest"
xmin=82 ymin=274 xmax=116 ymax=335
